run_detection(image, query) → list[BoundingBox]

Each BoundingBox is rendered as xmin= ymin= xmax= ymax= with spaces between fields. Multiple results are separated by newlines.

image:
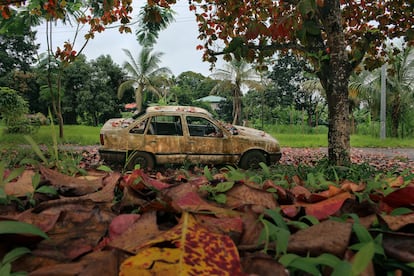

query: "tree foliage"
xmin=171 ymin=0 xmax=414 ymax=166
xmin=117 ymin=47 xmax=172 ymax=112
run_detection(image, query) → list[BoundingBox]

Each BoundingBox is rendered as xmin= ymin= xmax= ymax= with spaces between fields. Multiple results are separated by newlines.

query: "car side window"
xmin=148 ymin=115 xmax=183 ymax=136
xmin=186 ymin=116 xmax=223 ymax=137
xmin=129 ymin=118 xmax=148 ymax=134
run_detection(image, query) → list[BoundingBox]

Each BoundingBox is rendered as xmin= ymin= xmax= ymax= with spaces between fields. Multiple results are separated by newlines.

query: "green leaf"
xmin=203 ymin=166 xmax=213 ymax=181
xmin=351 ymin=241 xmax=375 ymax=276
xmin=390 ymin=207 xmax=413 ymax=216
xmin=214 ymin=181 xmax=234 ymax=193
xmin=31 ymin=173 xmax=41 ymax=190
xmin=0 ymin=262 xmax=11 ymax=276
xmin=35 ymin=186 xmax=57 ymax=195
xmin=265 ymin=209 xmax=289 ymax=230
xmin=353 ymin=222 xmax=373 ymax=243
xmin=332 ymin=260 xmax=353 ymax=276
xmin=96 ymin=165 xmax=113 ymax=172
xmin=311 ymin=253 xmax=341 ymax=267
xmin=213 ymin=193 xmax=227 ymax=204
xmin=0 ymin=221 xmax=48 ymax=240
xmin=299 ymin=215 xmax=320 ymax=226
xmin=289 ymin=257 xmax=320 ymax=276
xmin=2 ymin=247 xmax=31 ymax=265
xmin=279 ymin=253 xmax=300 ymax=267
xmin=259 ymin=162 xmax=270 ymax=178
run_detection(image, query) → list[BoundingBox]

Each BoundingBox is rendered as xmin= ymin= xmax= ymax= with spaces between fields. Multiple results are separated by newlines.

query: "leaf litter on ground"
xmin=1 ymin=148 xmax=414 ymax=275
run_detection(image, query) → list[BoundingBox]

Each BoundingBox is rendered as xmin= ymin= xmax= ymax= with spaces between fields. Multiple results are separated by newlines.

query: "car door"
xmin=183 ymin=115 xmax=236 ymax=164
xmin=142 ymin=114 xmax=187 ymax=164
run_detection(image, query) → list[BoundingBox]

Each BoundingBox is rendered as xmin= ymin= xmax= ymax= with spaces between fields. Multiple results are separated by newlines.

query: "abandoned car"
xmin=99 ymin=106 xmax=282 ymax=170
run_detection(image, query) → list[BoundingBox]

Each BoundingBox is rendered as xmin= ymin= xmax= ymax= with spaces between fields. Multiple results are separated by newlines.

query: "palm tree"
xmin=117 ymin=47 xmax=172 ymax=112
xmin=136 ymin=5 xmax=175 ymax=47
xmin=210 ymin=59 xmax=261 ymax=125
xmin=386 ymin=46 xmax=414 ymax=137
xmin=349 ymin=45 xmax=414 ymax=137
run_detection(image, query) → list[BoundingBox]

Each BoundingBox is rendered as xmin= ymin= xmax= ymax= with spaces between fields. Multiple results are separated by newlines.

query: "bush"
xmin=0 ymin=87 xmax=32 ymax=134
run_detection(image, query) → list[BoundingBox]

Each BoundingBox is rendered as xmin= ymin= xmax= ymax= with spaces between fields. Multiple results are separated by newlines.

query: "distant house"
xmin=196 ymin=95 xmax=226 ymax=110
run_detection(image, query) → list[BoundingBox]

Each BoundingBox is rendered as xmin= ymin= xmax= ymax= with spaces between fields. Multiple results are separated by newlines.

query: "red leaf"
xmin=382 ymin=186 xmax=414 ymax=208
xmin=124 ymin=169 xmax=171 ymax=191
xmin=304 ymin=192 xmax=352 ymax=220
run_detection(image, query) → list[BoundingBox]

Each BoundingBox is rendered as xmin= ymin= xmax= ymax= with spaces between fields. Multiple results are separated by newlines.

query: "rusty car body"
xmin=99 ymin=106 xmax=281 ymax=170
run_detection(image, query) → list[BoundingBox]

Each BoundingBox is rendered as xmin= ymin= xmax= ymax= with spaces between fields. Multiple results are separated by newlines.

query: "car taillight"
xmin=100 ymin=134 xmax=104 ymax=145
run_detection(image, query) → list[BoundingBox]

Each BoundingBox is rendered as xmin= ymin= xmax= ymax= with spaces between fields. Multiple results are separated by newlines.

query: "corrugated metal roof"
xmin=196 ymin=95 xmax=226 ymax=103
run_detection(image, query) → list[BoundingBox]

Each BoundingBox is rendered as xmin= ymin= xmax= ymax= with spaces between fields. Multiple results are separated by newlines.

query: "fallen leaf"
xmin=109 ymin=211 xmax=162 ymax=254
xmin=382 ymin=186 xmax=414 ymax=208
xmin=4 ymin=169 xmax=35 ymax=197
xmin=304 ymin=192 xmax=353 ymax=220
xmin=379 ymin=212 xmax=414 ymax=231
xmin=124 ymin=169 xmax=172 ymax=191
xmin=241 ymin=252 xmax=288 ymax=276
xmin=225 ymin=183 xmax=277 ymax=210
xmin=288 ymin=220 xmax=353 ymax=257
xmin=40 ymin=166 xmax=102 ymax=196
xmin=119 ymin=212 xmax=245 ymax=276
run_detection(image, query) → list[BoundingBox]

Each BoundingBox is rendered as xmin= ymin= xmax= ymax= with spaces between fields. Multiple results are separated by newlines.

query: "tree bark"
xmin=320 ymin=0 xmax=352 ymax=166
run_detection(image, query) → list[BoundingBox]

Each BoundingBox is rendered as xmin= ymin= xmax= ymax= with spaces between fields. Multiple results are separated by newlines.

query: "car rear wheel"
xmin=239 ymin=150 xmax=267 ymax=170
xmin=126 ymin=151 xmax=155 ymax=171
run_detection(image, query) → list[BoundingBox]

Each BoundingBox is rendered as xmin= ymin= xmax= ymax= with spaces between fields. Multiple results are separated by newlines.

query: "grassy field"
xmin=1 ymin=124 xmax=413 ymax=149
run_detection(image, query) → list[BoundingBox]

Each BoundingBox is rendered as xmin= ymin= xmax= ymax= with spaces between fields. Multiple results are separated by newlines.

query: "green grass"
xmin=1 ymin=124 xmax=413 ymax=149
xmin=0 ymin=125 xmax=100 ymax=147
xmin=273 ymin=133 xmax=414 ymax=148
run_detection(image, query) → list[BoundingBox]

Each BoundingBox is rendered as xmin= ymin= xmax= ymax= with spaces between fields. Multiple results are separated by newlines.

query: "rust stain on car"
xmin=99 ymin=106 xmax=281 ymax=170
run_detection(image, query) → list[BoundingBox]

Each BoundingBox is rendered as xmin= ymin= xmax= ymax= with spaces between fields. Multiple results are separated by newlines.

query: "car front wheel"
xmin=126 ymin=151 xmax=155 ymax=171
xmin=239 ymin=150 xmax=267 ymax=170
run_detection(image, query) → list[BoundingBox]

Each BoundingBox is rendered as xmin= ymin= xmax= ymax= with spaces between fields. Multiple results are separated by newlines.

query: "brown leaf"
xmin=241 ymin=252 xmax=288 ymax=276
xmin=40 ymin=166 xmax=102 ymax=196
xmin=238 ymin=206 xmax=263 ymax=247
xmin=383 ymin=232 xmax=414 ymax=262
xmin=109 ymin=211 xmax=162 ymax=254
xmin=29 ymin=250 xmax=122 ymax=276
xmin=163 ymin=183 xmax=239 ymax=217
xmin=33 ymin=202 xmax=115 ymax=260
xmin=288 ymin=220 xmax=353 ymax=257
xmin=4 ymin=169 xmax=35 ymax=197
xmin=225 ymin=183 xmax=278 ymax=210
xmin=380 ymin=213 xmax=414 ymax=231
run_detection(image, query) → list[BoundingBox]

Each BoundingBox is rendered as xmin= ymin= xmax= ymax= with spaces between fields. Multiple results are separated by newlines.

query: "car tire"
xmin=239 ymin=150 xmax=267 ymax=170
xmin=126 ymin=151 xmax=155 ymax=171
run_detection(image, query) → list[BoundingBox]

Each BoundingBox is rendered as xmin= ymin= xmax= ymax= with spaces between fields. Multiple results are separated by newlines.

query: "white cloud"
xmin=35 ymin=4 xmax=223 ymax=77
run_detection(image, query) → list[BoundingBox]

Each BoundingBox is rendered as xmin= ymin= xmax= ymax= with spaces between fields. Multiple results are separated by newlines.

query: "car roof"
xmin=146 ymin=106 xmax=213 ymax=117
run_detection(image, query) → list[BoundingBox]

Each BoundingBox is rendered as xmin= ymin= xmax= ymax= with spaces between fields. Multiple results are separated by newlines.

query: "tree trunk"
xmin=391 ymin=95 xmax=400 ymax=137
xmin=135 ymin=86 xmax=144 ymax=113
xmin=232 ymin=88 xmax=242 ymax=125
xmin=320 ymin=0 xmax=352 ymax=166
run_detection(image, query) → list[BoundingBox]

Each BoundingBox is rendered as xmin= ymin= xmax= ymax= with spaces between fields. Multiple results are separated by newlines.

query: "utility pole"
xmin=380 ymin=64 xmax=386 ymax=140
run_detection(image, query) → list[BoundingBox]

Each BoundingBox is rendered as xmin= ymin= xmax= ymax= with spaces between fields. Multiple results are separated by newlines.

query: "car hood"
xmin=234 ymin=125 xmax=277 ymax=142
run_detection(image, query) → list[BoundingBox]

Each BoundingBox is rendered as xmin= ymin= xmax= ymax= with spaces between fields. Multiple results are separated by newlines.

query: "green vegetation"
xmin=0 ymin=124 xmax=100 ymax=146
xmin=1 ymin=124 xmax=413 ymax=149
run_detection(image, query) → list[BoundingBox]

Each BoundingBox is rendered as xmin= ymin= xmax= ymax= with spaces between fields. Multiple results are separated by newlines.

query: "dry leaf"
xmin=119 ymin=212 xmax=245 ymax=276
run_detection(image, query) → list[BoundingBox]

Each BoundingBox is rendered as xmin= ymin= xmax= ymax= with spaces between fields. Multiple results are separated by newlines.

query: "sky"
xmin=35 ymin=3 xmax=223 ymax=77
